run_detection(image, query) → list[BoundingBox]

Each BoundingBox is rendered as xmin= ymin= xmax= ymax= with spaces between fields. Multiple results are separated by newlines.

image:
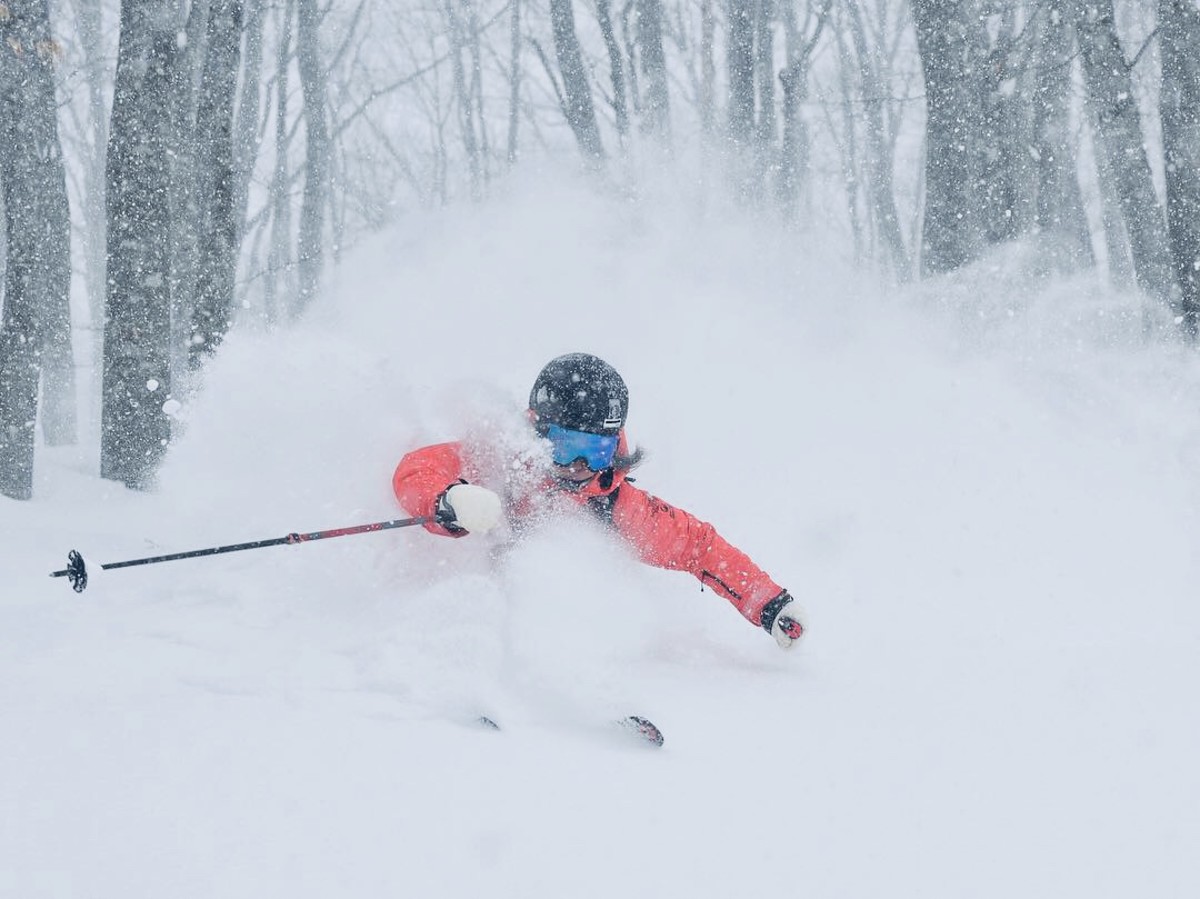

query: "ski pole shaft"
xmin=49 ymin=515 xmax=432 ymax=592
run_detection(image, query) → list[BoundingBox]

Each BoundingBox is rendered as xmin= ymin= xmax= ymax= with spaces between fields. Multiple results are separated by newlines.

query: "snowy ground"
xmin=4 ymin=178 xmax=1200 ymax=897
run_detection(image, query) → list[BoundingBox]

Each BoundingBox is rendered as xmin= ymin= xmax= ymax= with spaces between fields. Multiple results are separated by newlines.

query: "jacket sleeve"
xmin=392 ymin=441 xmax=467 ymax=537
xmin=609 ymin=483 xmax=785 ymax=626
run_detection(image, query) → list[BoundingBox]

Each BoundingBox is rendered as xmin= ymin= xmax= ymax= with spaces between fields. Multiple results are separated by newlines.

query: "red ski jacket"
xmin=392 ymin=436 xmax=785 ymax=628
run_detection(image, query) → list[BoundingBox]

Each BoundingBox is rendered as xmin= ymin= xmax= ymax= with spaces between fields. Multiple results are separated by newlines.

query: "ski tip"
xmin=621 ymin=715 xmax=664 ymax=748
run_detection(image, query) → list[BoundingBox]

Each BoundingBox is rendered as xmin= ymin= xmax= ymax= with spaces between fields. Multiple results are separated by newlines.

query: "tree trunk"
xmin=727 ymin=0 xmax=756 ymax=147
xmin=699 ymin=0 xmax=716 ymax=136
xmin=550 ymin=0 xmax=605 ymax=162
xmin=234 ymin=0 xmax=266 ymax=236
xmin=596 ymin=0 xmax=629 ymax=140
xmin=69 ymin=0 xmax=110 ymax=356
xmin=912 ymin=0 xmax=982 ymax=274
xmin=190 ymin=0 xmax=244 ymax=368
xmin=506 ymin=0 xmax=522 ymax=163
xmin=974 ymin=13 xmax=1021 ymax=245
xmin=0 ymin=0 xmax=75 ymax=499
xmin=636 ymin=0 xmax=670 ymax=142
xmin=445 ymin=0 xmax=482 ymax=199
xmin=1032 ymin=0 xmax=1093 ymax=270
xmin=1159 ymin=0 xmax=1200 ymax=337
xmin=1071 ymin=0 xmax=1175 ymax=308
xmin=265 ymin=0 xmax=294 ymax=325
xmin=845 ymin=0 xmax=909 ymax=278
xmin=295 ymin=0 xmax=331 ymax=315
xmin=102 ymin=0 xmax=177 ymax=489
xmin=165 ymin=0 xmax=209 ymax=380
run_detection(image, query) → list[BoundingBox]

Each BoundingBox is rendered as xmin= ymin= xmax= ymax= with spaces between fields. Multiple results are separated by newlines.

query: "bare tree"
xmin=912 ymin=0 xmax=982 ymax=274
xmin=636 ymin=0 xmax=670 ymax=141
xmin=102 ymin=0 xmax=177 ymax=489
xmin=295 ymin=0 xmax=331 ymax=314
xmin=728 ymin=0 xmax=756 ymax=148
xmin=596 ymin=0 xmax=630 ymax=140
xmin=1071 ymin=0 xmax=1175 ymax=309
xmin=1031 ymin=0 xmax=1093 ymax=270
xmin=189 ymin=0 xmax=245 ymax=368
xmin=550 ymin=0 xmax=605 ymax=162
xmin=778 ymin=0 xmax=831 ymax=221
xmin=445 ymin=0 xmax=483 ymax=197
xmin=506 ymin=0 xmax=523 ymax=162
xmin=842 ymin=0 xmax=908 ymax=277
xmin=234 ymin=0 xmax=267 ymax=233
xmin=1159 ymin=0 xmax=1200 ymax=337
xmin=0 ymin=0 xmax=74 ymax=498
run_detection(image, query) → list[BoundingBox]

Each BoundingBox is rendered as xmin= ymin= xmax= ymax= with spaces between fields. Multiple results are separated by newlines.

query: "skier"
xmin=392 ymin=353 xmax=805 ymax=649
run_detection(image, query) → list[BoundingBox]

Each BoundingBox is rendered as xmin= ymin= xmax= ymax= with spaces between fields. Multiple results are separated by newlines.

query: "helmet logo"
xmin=604 ymin=397 xmax=623 ymax=429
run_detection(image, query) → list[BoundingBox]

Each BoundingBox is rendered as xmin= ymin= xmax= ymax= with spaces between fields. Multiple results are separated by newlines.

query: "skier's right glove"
xmin=435 ymin=482 xmax=503 ymax=535
xmin=760 ymin=591 xmax=805 ymax=650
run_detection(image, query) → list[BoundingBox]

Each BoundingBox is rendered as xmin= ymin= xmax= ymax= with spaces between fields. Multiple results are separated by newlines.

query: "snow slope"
xmin=3 ymin=178 xmax=1199 ymax=898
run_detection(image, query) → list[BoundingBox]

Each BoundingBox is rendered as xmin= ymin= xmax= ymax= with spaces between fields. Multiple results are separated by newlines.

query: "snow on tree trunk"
xmin=0 ymin=0 xmax=75 ymax=500
xmin=727 ymin=0 xmax=756 ymax=148
xmin=595 ymin=0 xmax=629 ymax=140
xmin=265 ymin=0 xmax=294 ymax=325
xmin=1159 ymin=0 xmax=1200 ymax=338
xmin=445 ymin=0 xmax=483 ymax=199
xmin=234 ymin=0 xmax=266 ymax=236
xmin=1071 ymin=0 xmax=1176 ymax=311
xmin=190 ymin=0 xmax=245 ymax=368
xmin=549 ymin=0 xmax=605 ymax=163
xmin=1032 ymin=0 xmax=1094 ymax=271
xmin=507 ymin=0 xmax=522 ymax=162
xmin=912 ymin=0 xmax=982 ymax=275
xmin=843 ymin=0 xmax=908 ymax=278
xmin=102 ymin=0 xmax=176 ymax=490
xmin=295 ymin=0 xmax=330 ymax=315
xmin=636 ymin=0 xmax=670 ymax=143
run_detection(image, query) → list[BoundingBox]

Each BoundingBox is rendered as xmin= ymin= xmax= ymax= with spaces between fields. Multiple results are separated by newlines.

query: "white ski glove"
xmin=436 ymin=482 xmax=503 ymax=534
xmin=761 ymin=591 xmax=805 ymax=650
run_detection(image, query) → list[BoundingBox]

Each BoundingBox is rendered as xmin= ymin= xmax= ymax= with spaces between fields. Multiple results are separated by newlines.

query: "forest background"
xmin=0 ymin=0 xmax=1198 ymax=498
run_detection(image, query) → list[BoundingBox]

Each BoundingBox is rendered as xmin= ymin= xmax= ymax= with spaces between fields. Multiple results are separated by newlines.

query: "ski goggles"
xmin=545 ymin=424 xmax=619 ymax=471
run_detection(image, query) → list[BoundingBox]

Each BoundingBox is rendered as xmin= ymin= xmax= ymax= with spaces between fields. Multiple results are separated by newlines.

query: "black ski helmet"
xmin=529 ymin=353 xmax=628 ymax=436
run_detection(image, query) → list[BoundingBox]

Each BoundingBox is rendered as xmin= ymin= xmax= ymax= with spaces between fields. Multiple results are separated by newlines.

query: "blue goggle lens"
xmin=546 ymin=424 xmax=619 ymax=470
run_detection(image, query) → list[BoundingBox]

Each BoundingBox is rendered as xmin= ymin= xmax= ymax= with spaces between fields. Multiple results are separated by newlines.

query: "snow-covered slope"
xmin=4 ymin=179 xmax=1199 ymax=898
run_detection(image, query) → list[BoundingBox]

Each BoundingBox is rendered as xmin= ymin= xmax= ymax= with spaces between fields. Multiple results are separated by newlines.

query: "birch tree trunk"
xmin=1159 ymin=0 xmax=1200 ymax=337
xmin=102 ymin=0 xmax=177 ymax=489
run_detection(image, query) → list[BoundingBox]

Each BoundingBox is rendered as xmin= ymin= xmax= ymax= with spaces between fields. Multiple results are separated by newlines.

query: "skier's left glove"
xmin=435 ymin=482 xmax=503 ymax=534
xmin=760 ymin=591 xmax=805 ymax=649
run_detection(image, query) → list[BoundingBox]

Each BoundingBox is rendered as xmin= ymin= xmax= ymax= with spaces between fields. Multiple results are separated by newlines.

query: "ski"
xmin=471 ymin=713 xmax=664 ymax=747
xmin=620 ymin=715 xmax=665 ymax=748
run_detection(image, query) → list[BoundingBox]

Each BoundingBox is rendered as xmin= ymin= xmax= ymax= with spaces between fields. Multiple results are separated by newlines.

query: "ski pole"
xmin=49 ymin=515 xmax=433 ymax=593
